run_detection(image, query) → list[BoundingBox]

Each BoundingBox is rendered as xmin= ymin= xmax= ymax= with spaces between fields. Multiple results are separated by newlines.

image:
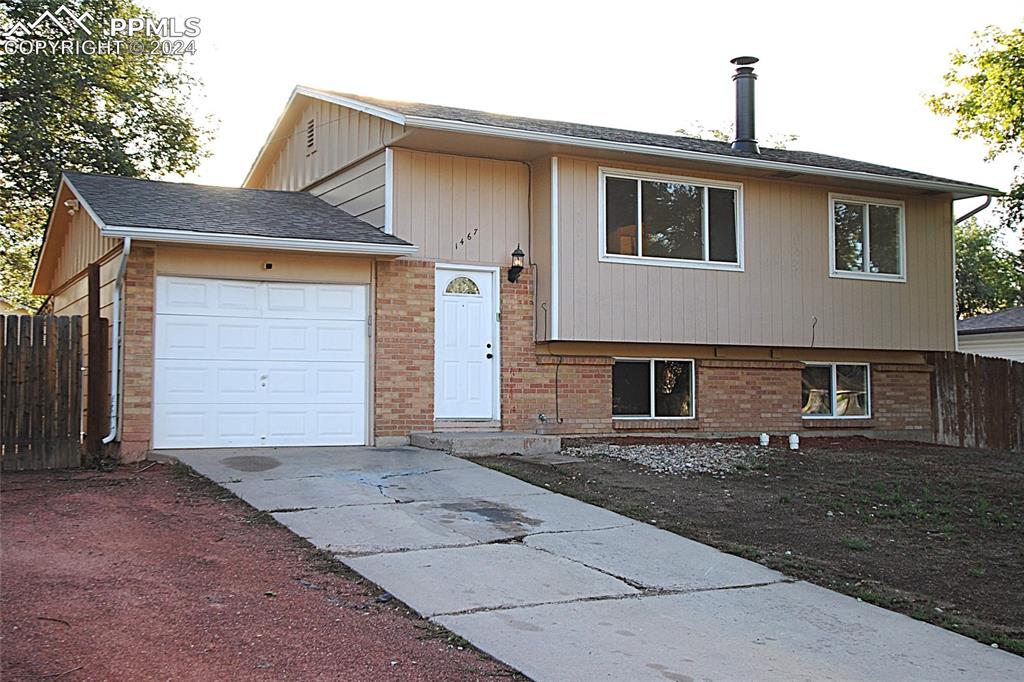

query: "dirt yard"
xmin=476 ymin=437 xmax=1023 ymax=655
xmin=1 ymin=464 xmax=517 ymax=681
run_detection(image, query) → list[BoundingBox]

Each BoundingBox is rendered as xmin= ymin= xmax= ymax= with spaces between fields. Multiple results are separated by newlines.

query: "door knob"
xmin=486 ymin=353 xmax=493 ymax=359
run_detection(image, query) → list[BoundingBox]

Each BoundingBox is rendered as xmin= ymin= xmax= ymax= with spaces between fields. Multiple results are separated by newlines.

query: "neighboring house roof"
xmin=62 ymin=171 xmax=413 ymax=251
xmin=258 ymin=86 xmax=1000 ymax=198
xmin=0 ymin=298 xmax=31 ymax=315
xmin=958 ymin=306 xmax=1024 ymax=335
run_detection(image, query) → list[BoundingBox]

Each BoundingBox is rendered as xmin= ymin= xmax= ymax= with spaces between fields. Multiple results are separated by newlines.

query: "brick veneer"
xmin=108 ymin=253 xmax=938 ymax=458
xmin=802 ymin=364 xmax=934 ymax=436
xmin=374 ymin=259 xmax=436 ymax=437
xmin=501 ymin=269 xmax=613 ymax=434
xmin=697 ymin=359 xmax=805 ymax=434
xmin=118 ymin=245 xmax=155 ymax=461
xmin=373 ymin=260 xmax=611 ymax=439
xmin=373 ymin=260 xmax=936 ymax=441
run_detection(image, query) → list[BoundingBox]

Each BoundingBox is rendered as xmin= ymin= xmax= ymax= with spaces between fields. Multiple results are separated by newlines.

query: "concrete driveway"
xmin=167 ymin=446 xmax=1023 ymax=681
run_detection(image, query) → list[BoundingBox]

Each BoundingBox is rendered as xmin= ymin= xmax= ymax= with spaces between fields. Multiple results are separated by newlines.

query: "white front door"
xmin=152 ymin=276 xmax=368 ymax=449
xmin=434 ymin=267 xmax=499 ymax=419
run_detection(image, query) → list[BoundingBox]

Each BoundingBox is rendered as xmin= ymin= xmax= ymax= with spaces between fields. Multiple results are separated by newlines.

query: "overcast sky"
xmin=150 ymin=0 xmax=1021 ymax=245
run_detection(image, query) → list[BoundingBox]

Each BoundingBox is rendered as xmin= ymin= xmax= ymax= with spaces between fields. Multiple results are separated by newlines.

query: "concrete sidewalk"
xmin=167 ymin=446 xmax=1023 ymax=681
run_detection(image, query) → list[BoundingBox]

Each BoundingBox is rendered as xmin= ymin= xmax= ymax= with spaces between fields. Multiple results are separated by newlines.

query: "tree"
xmin=0 ymin=0 xmax=212 ymax=308
xmin=676 ymin=122 xmax=799 ymax=150
xmin=928 ymin=23 xmax=1024 ymax=235
xmin=954 ymin=218 xmax=1023 ymax=317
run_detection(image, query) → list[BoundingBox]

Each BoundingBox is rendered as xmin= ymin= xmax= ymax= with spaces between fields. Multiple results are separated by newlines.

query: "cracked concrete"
xmin=167 ymin=445 xmax=1024 ymax=682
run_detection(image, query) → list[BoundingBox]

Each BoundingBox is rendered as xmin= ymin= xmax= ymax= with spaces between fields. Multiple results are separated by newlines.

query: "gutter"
xmin=98 ymin=225 xmax=418 ymax=256
xmin=102 ymin=237 xmax=131 ymax=445
xmin=404 ymin=115 xmax=1001 ymax=199
xmin=957 ymin=325 xmax=1024 ymax=336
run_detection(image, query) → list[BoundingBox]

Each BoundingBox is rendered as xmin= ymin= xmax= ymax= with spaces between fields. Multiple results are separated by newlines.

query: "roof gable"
xmin=272 ymin=87 xmax=998 ymax=199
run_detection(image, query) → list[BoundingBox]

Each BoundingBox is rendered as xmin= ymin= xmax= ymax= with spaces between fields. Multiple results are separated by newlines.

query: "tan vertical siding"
xmin=254 ymin=100 xmax=404 ymax=191
xmin=391 ymin=149 xmax=529 ymax=266
xmin=529 ymin=158 xmax=552 ymax=340
xmin=551 ymin=156 xmax=955 ymax=351
xmin=309 ymin=151 xmax=386 ymax=228
xmin=153 ymin=244 xmax=372 ymax=283
xmin=50 ymin=209 xmax=119 ymax=292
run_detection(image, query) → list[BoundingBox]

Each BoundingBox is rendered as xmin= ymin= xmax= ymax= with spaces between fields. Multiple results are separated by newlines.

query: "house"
xmin=31 ymin=58 xmax=1000 ymax=460
xmin=957 ymin=307 xmax=1024 ymax=362
xmin=0 ymin=298 xmax=31 ymax=315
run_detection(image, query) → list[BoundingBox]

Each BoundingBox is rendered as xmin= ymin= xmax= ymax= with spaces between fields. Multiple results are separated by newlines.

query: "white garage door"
xmin=153 ymin=276 xmax=367 ymax=449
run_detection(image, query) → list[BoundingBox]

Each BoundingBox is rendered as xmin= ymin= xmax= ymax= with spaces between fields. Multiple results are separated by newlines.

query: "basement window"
xmin=801 ymin=363 xmax=871 ymax=418
xmin=600 ymin=168 xmax=742 ymax=270
xmin=613 ymin=359 xmax=695 ymax=419
xmin=830 ymin=194 xmax=905 ymax=281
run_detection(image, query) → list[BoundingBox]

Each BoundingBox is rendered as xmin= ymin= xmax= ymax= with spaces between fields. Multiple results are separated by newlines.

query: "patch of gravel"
xmin=564 ymin=441 xmax=772 ymax=477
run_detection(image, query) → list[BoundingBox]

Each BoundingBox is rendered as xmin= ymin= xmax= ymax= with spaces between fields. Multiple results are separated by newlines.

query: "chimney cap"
xmin=730 ymin=56 xmax=759 ymax=66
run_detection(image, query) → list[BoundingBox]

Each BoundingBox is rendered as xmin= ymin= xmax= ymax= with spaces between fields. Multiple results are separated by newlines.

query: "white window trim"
xmin=383 ymin=147 xmax=394 ymax=234
xmin=828 ymin=193 xmax=906 ymax=283
xmin=611 ymin=357 xmax=697 ymax=420
xmin=801 ymin=362 xmax=872 ymax=420
xmin=598 ymin=167 xmax=744 ymax=272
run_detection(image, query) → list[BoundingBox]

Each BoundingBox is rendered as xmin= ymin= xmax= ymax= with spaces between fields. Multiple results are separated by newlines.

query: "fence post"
xmin=86 ymin=263 xmax=104 ymax=460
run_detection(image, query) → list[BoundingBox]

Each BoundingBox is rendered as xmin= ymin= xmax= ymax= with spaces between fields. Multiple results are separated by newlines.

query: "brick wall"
xmin=500 ymin=268 xmax=611 ymax=434
xmin=372 ymin=261 xmax=611 ymax=439
xmin=696 ymin=359 xmax=804 ymax=434
xmin=374 ymin=259 xmax=435 ymax=437
xmin=803 ymin=364 xmax=933 ymax=437
xmin=118 ymin=245 xmax=155 ymax=461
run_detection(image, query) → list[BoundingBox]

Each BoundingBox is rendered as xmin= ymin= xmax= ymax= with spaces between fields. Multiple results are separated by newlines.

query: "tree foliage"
xmin=0 ymin=0 xmax=211 ymax=308
xmin=928 ymin=22 xmax=1024 ymax=234
xmin=676 ymin=122 xmax=799 ymax=150
xmin=955 ymin=218 xmax=1024 ymax=318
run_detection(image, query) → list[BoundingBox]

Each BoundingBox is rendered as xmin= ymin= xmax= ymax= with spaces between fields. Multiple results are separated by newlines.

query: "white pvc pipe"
xmin=102 ymin=237 xmax=131 ymax=444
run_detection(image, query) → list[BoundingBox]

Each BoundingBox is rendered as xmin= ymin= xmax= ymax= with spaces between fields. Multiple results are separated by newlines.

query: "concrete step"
xmin=409 ymin=431 xmax=561 ymax=457
xmin=432 ymin=419 xmax=502 ymax=432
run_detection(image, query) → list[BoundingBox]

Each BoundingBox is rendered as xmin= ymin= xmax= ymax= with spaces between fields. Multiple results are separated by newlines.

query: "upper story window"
xmin=600 ymin=168 xmax=743 ymax=271
xmin=829 ymin=194 xmax=905 ymax=281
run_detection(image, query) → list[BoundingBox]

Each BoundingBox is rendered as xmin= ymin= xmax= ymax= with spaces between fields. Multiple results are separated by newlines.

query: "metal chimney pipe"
xmin=731 ymin=56 xmax=760 ymax=154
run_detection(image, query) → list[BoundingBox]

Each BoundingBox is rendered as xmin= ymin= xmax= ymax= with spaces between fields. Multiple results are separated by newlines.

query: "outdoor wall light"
xmin=508 ymin=245 xmax=525 ymax=282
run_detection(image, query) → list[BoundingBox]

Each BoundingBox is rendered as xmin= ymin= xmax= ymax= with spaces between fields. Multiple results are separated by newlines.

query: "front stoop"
xmin=409 ymin=431 xmax=561 ymax=457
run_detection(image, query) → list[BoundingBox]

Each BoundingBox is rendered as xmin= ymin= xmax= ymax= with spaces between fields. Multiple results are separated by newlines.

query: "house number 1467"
xmin=454 ymin=228 xmax=479 ymax=250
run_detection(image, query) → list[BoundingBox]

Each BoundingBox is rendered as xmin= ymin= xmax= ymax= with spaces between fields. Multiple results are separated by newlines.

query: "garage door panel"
xmin=156 ymin=360 xmax=263 ymax=404
xmin=157 ymin=277 xmax=261 ymax=318
xmin=265 ymin=362 xmax=365 ymax=404
xmin=158 ymin=277 xmax=208 ymax=311
xmin=264 ymin=283 xmax=367 ymax=320
xmin=153 ymin=276 xmax=368 ymax=449
xmin=156 ymin=316 xmax=262 ymax=360
xmin=266 ymin=321 xmax=365 ymax=361
xmin=157 ymin=318 xmax=364 ymax=361
xmin=264 ymin=405 xmax=366 ymax=445
xmin=153 ymin=406 xmax=263 ymax=448
xmin=217 ymin=282 xmax=260 ymax=314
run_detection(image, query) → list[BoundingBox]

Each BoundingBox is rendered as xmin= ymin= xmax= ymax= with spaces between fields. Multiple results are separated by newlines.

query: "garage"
xmin=153 ymin=276 xmax=368 ymax=449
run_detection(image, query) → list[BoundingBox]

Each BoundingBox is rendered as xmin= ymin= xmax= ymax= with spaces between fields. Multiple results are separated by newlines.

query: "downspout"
xmin=950 ymin=196 xmax=991 ymax=352
xmin=954 ymin=195 xmax=992 ymax=224
xmin=102 ymin=237 xmax=132 ymax=444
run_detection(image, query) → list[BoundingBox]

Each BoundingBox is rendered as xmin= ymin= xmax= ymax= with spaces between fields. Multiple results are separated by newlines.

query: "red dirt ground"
xmin=1 ymin=464 xmax=518 ymax=681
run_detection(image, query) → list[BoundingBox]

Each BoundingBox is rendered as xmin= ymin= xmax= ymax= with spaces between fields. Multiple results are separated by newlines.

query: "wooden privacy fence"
xmin=1 ymin=315 xmax=84 ymax=470
xmin=929 ymin=351 xmax=1024 ymax=453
